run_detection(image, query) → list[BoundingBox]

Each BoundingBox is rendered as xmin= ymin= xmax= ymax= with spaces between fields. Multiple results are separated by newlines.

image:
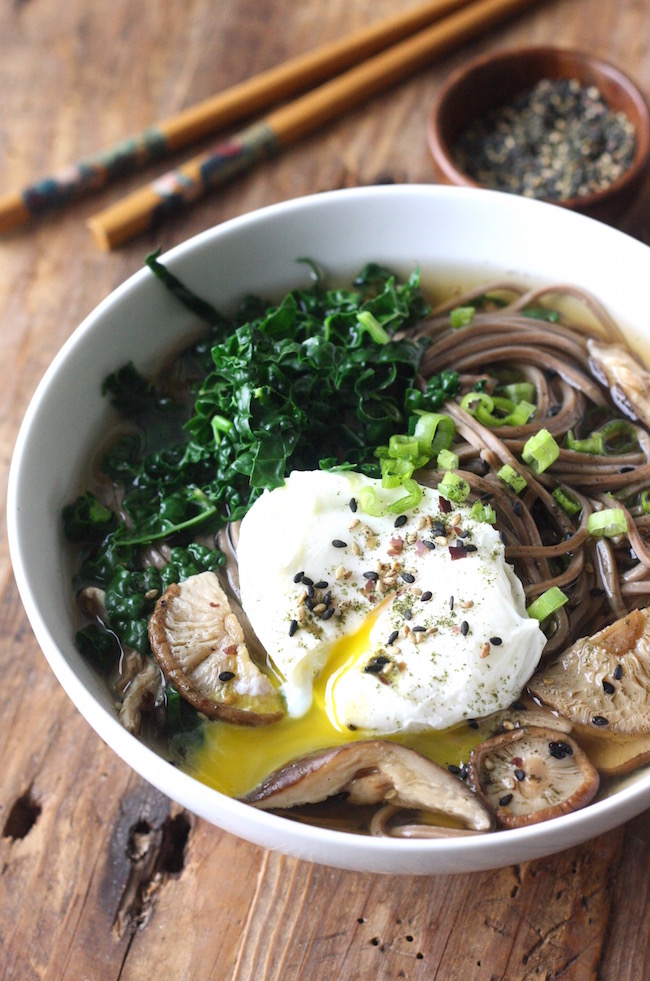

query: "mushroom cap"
xmin=241 ymin=739 xmax=494 ymax=833
xmin=468 ymin=725 xmax=599 ymax=828
xmin=587 ymin=338 xmax=650 ymax=425
xmin=472 ymin=692 xmax=572 ymax=741
xmin=148 ymin=571 xmax=283 ymax=725
xmin=528 ymin=607 xmax=650 ymax=735
xmin=574 ymin=728 xmax=650 ymax=776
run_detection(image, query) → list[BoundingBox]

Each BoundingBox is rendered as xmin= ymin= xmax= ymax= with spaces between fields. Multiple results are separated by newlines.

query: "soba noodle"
xmin=407 ymin=280 xmax=650 ymax=656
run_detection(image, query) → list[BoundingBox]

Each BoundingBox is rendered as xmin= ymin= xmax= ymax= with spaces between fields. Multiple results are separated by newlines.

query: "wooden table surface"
xmin=2 ymin=1 xmax=650 ymax=978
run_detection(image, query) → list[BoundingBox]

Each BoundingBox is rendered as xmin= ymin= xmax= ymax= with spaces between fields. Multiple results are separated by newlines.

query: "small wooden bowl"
xmin=427 ymin=46 xmax=650 ymax=223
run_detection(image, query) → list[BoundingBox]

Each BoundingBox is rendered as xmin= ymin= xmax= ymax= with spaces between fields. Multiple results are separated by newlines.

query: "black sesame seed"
xmin=602 ymin=680 xmax=616 ymax=695
xmin=459 ymin=764 xmax=469 ymax=780
xmin=301 ymin=575 xmax=313 ymax=586
xmin=349 ymin=497 xmax=358 ymax=512
xmin=499 ymin=794 xmax=513 ymax=807
xmin=592 ymin=715 xmax=609 ymax=726
xmin=394 ymin=514 xmax=408 ymax=528
xmin=321 ymin=607 xmax=336 ymax=620
xmin=447 ymin=764 xmax=461 ymax=775
xmin=421 ymin=591 xmax=433 ymax=602
xmin=613 ymin=664 xmax=624 ymax=680
xmin=293 ymin=571 xmax=305 ymax=583
xmin=314 ymin=580 xmax=328 ymax=590
xmin=402 ymin=572 xmax=416 ymax=583
xmin=620 ymin=466 xmax=635 ymax=474
xmin=422 ymin=539 xmax=436 ymax=550
xmin=457 ymin=529 xmax=470 ymax=539
xmin=468 ymin=719 xmax=479 ymax=730
xmin=460 ymin=620 xmax=470 ymax=636
xmin=375 ymin=655 xmax=390 ymax=666
xmin=432 ymin=520 xmax=446 ymax=537
xmin=490 ymin=636 xmax=503 ymax=646
xmin=548 ymin=740 xmax=573 ymax=759
xmin=306 ymin=584 xmax=315 ymax=599
xmin=332 ymin=539 xmax=347 ymax=548
xmin=404 ymin=609 xmax=412 ymax=620
xmin=412 ymin=625 xmax=426 ymax=632
xmin=465 ymin=544 xmax=478 ymax=553
xmin=219 ymin=670 xmax=236 ymax=682
xmin=512 ymin=501 xmax=523 ymax=517
xmin=363 ymin=571 xmax=379 ymax=581
xmin=288 ymin=619 xmax=299 ymax=637
xmin=500 ymin=531 xmax=508 ymax=545
xmin=304 ymin=597 xmax=314 ymax=611
xmin=514 ymin=768 xmax=526 ymax=781
xmin=449 ymin=595 xmax=455 ymax=610
xmin=322 ymin=591 xmax=332 ymax=607
xmin=364 ymin=661 xmax=384 ymax=674
xmin=388 ymin=630 xmax=399 ymax=645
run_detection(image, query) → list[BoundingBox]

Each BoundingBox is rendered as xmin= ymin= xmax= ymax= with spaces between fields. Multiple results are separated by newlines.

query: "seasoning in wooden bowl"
xmin=427 ymin=46 xmax=650 ymax=222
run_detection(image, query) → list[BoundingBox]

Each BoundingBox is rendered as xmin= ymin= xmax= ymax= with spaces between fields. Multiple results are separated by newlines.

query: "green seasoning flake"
xmin=588 ymin=507 xmax=628 ymax=538
xmin=497 ymin=464 xmax=527 ymax=494
xmin=527 ymin=586 xmax=569 ymax=621
xmin=522 ymin=429 xmax=560 ymax=474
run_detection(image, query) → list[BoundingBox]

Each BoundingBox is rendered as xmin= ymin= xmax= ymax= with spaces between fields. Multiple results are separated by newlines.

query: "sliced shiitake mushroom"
xmin=472 ymin=692 xmax=572 ymax=740
xmin=587 ymin=338 xmax=650 ymax=425
xmin=468 ymin=725 xmax=599 ymax=828
xmin=572 ymin=729 xmax=650 ymax=776
xmin=528 ymin=607 xmax=650 ymax=736
xmin=148 ymin=571 xmax=283 ymax=725
xmin=241 ymin=740 xmax=494 ymax=834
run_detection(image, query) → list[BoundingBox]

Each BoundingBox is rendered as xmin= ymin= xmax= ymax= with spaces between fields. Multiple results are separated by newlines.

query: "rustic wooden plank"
xmin=2 ymin=0 xmax=650 ymax=979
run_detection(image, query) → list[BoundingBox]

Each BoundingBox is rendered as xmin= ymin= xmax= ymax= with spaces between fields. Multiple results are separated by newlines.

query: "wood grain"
xmin=1 ymin=1 xmax=650 ymax=979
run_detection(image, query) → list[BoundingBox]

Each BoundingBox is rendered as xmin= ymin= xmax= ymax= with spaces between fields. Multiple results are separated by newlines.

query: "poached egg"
xmin=236 ymin=470 xmax=546 ymax=733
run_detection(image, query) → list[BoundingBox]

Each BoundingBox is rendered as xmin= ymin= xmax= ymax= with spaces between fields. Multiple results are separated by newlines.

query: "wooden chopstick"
xmin=88 ymin=0 xmax=540 ymax=250
xmin=0 ymin=0 xmax=476 ymax=236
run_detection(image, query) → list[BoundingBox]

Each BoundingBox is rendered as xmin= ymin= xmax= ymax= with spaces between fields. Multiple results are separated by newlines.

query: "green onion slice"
xmin=588 ymin=507 xmax=628 ymax=538
xmin=566 ymin=429 xmax=604 ymax=455
xmin=641 ymin=490 xmax=650 ymax=515
xmin=497 ymin=464 xmax=528 ymax=494
xmin=438 ymin=471 xmax=470 ymax=504
xmin=437 ymin=448 xmax=459 ymax=471
xmin=359 ymin=485 xmax=386 ymax=517
xmin=527 ymin=586 xmax=569 ymax=621
xmin=356 ymin=310 xmax=390 ymax=344
xmin=552 ymin=486 xmax=582 ymax=517
xmin=469 ymin=501 xmax=497 ymax=524
xmin=387 ymin=478 xmax=423 ymax=514
xmin=413 ymin=412 xmax=455 ymax=457
xmin=522 ymin=429 xmax=560 ymax=473
xmin=499 ymin=382 xmax=536 ymax=404
xmin=449 ymin=306 xmax=475 ymax=328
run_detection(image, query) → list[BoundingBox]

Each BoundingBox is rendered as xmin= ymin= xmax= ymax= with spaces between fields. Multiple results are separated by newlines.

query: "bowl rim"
xmin=7 ymin=183 xmax=650 ymax=874
xmin=427 ymin=44 xmax=650 ymax=213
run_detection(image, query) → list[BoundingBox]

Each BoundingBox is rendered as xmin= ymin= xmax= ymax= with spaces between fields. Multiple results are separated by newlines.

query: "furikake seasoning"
xmin=453 ymin=77 xmax=636 ymax=201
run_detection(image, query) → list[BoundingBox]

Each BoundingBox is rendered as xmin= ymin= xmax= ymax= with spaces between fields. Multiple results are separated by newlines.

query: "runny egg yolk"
xmin=188 ymin=599 xmax=484 ymax=799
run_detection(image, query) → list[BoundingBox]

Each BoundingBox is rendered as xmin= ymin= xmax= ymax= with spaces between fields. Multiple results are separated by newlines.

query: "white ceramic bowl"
xmin=8 ymin=185 xmax=650 ymax=875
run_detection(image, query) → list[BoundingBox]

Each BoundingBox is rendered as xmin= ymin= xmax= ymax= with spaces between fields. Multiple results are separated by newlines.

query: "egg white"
xmin=236 ymin=470 xmax=546 ymax=733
